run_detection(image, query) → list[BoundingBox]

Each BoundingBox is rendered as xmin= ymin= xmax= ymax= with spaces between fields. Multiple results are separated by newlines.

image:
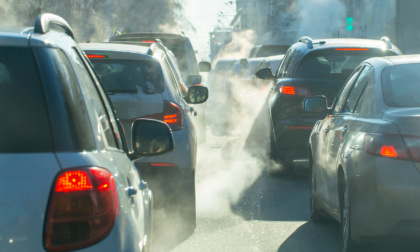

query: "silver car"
xmin=81 ymin=42 xmax=209 ymax=230
xmin=0 ymin=13 xmax=174 ymax=252
xmin=306 ymin=55 xmax=420 ymax=251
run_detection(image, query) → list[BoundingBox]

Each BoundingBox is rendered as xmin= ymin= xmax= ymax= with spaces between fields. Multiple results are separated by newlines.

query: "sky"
xmin=184 ymin=0 xmax=236 ymax=61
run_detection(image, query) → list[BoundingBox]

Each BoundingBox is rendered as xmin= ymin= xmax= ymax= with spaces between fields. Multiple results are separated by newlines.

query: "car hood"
xmin=0 ymin=153 xmax=60 ymax=250
xmin=383 ymin=107 xmax=420 ymax=136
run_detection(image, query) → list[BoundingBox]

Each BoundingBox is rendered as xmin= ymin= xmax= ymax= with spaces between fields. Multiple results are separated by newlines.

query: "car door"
xmin=72 ymin=47 xmax=148 ymax=239
xmin=324 ymin=65 xmax=372 ymax=210
xmin=316 ymin=65 xmax=364 ymax=204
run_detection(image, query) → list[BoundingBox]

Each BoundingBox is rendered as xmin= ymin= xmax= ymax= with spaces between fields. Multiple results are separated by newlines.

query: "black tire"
xmin=341 ymin=182 xmax=357 ymax=252
xmin=309 ymin=160 xmax=325 ymax=222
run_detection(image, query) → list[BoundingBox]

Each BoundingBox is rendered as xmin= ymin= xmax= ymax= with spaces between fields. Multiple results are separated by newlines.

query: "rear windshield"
xmin=0 ymin=47 xmax=52 ymax=152
xmin=382 ymin=64 xmax=420 ymax=107
xmin=254 ymin=45 xmax=289 ymax=57
xmin=90 ymin=59 xmax=164 ymax=95
xmin=295 ymin=48 xmax=397 ymax=82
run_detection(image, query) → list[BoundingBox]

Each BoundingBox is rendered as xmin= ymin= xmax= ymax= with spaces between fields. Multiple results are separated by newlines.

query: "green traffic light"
xmin=347 ymin=24 xmax=353 ymax=31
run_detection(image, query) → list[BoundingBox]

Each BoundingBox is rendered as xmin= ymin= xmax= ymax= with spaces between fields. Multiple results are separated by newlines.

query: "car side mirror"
xmin=130 ymin=119 xmax=174 ymax=160
xmin=184 ymin=85 xmax=209 ymax=104
xmin=187 ymin=74 xmax=202 ymax=86
xmin=199 ymin=61 xmax=211 ymax=72
xmin=303 ymin=96 xmax=328 ymax=113
xmin=255 ymin=68 xmax=274 ymax=80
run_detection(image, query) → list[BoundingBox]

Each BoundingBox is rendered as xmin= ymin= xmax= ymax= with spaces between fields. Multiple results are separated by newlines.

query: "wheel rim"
xmin=342 ymin=185 xmax=350 ymax=249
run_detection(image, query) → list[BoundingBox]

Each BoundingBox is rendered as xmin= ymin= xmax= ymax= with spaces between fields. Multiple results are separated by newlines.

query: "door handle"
xmin=125 ymin=186 xmax=138 ymax=197
xmin=325 ymin=125 xmax=331 ymax=134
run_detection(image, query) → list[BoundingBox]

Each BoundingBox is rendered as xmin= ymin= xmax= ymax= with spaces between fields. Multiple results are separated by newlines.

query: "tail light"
xmin=135 ymin=100 xmax=183 ymax=131
xmin=44 ymin=167 xmax=118 ymax=251
xmin=364 ymin=133 xmax=420 ymax=161
xmin=279 ymin=86 xmax=311 ymax=96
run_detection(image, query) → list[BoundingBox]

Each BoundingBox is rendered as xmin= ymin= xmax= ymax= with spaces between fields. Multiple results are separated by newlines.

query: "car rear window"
xmin=90 ymin=59 xmax=164 ymax=95
xmin=382 ymin=64 xmax=420 ymax=107
xmin=0 ymin=47 xmax=52 ymax=152
xmin=295 ymin=48 xmax=396 ymax=82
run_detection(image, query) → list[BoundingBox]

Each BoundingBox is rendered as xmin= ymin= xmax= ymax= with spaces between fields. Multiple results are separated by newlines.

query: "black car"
xmin=256 ymin=36 xmax=402 ymax=174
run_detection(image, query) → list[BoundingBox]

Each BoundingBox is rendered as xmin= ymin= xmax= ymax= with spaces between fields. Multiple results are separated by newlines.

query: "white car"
xmin=0 ymin=13 xmax=175 ymax=251
xmin=82 ymin=42 xmax=209 ymax=231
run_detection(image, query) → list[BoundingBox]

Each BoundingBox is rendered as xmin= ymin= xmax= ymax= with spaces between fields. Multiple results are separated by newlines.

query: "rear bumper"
xmin=347 ymin=155 xmax=420 ymax=241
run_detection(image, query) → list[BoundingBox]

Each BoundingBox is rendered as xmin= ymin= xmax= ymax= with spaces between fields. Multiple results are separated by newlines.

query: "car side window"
xmin=162 ymin=58 xmax=183 ymax=97
xmin=277 ymin=48 xmax=292 ymax=77
xmin=70 ymin=48 xmax=118 ymax=150
xmin=333 ymin=66 xmax=364 ymax=114
xmin=342 ymin=66 xmax=372 ymax=113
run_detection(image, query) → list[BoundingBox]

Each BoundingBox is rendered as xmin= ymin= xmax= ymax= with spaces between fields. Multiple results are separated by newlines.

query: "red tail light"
xmin=365 ymin=133 xmax=410 ymax=160
xmin=150 ymin=162 xmax=177 ymax=167
xmin=44 ymin=167 xmax=118 ymax=251
xmin=86 ymin=54 xmax=107 ymax=59
xmin=279 ymin=86 xmax=311 ymax=96
xmin=336 ymin=48 xmax=368 ymax=51
xmin=163 ymin=101 xmax=183 ymax=130
xmin=134 ymin=100 xmax=183 ymax=131
xmin=142 ymin=40 xmax=156 ymax=43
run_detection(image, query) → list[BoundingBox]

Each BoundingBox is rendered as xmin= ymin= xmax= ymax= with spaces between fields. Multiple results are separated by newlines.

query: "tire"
xmin=309 ymin=161 xmax=325 ymax=222
xmin=341 ymin=182 xmax=357 ymax=252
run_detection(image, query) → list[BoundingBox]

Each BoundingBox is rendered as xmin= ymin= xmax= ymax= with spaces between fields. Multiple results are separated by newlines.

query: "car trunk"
xmin=0 ymin=153 xmax=60 ymax=250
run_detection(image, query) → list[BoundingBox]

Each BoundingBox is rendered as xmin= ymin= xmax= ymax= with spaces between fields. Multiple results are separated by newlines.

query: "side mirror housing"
xmin=187 ymin=74 xmax=202 ymax=86
xmin=303 ymin=96 xmax=328 ymax=113
xmin=199 ymin=61 xmax=211 ymax=72
xmin=184 ymin=85 xmax=209 ymax=104
xmin=130 ymin=119 xmax=174 ymax=159
xmin=255 ymin=68 xmax=274 ymax=80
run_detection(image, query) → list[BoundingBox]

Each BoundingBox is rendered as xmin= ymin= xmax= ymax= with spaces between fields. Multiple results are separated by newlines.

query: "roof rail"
xmin=298 ymin=36 xmax=313 ymax=49
xmin=380 ymin=36 xmax=392 ymax=49
xmin=34 ymin=13 xmax=74 ymax=39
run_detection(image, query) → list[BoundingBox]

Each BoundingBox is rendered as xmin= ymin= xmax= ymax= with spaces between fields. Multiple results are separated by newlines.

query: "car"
xmin=256 ymin=36 xmax=402 ymax=174
xmin=0 ymin=13 xmax=176 ymax=252
xmin=81 ymin=42 xmax=209 ymax=231
xmin=305 ymin=55 xmax=420 ymax=251
xmin=251 ymin=55 xmax=284 ymax=90
xmin=109 ymin=32 xmax=211 ymax=142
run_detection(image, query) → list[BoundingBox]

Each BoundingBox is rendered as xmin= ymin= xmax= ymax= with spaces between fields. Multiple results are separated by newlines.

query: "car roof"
xmin=310 ymin=38 xmax=396 ymax=49
xmin=112 ymin=32 xmax=187 ymax=41
xmin=81 ymin=42 xmax=151 ymax=54
xmin=382 ymin=55 xmax=420 ymax=66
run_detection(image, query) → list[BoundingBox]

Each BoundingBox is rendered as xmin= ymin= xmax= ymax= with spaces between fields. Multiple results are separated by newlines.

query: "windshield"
xmin=382 ymin=63 xmax=420 ymax=107
xmin=91 ymin=59 xmax=164 ymax=95
xmin=296 ymin=48 xmax=396 ymax=81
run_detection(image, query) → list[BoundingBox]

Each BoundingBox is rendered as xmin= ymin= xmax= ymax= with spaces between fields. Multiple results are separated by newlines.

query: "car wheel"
xmin=309 ymin=163 xmax=325 ymax=222
xmin=341 ymin=182 xmax=356 ymax=252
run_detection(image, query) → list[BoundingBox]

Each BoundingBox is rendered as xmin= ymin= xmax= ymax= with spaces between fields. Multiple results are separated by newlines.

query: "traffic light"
xmin=346 ymin=17 xmax=354 ymax=31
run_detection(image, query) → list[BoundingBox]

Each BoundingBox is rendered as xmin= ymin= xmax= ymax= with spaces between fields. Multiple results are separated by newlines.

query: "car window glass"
xmin=50 ymin=49 xmax=95 ymax=150
xmin=333 ymin=66 xmax=364 ymax=114
xmin=91 ymin=59 xmax=165 ymax=95
xmin=353 ymin=84 xmax=368 ymax=114
xmin=71 ymin=48 xmax=118 ymax=150
xmin=277 ymin=48 xmax=292 ymax=77
xmin=0 ymin=47 xmax=53 ymax=153
xmin=342 ymin=66 xmax=371 ymax=113
xmin=382 ymin=63 xmax=420 ymax=107
xmin=162 ymin=58 xmax=182 ymax=97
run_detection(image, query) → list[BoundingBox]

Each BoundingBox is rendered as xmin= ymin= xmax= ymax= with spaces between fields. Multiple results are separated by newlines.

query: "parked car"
xmin=248 ymin=44 xmax=290 ymax=58
xmin=306 ymin=55 xmax=420 ymax=251
xmin=0 ymin=13 xmax=175 ymax=252
xmin=110 ymin=32 xmax=211 ymax=142
xmin=256 ymin=36 xmax=402 ymax=174
xmin=81 ymin=42 xmax=209 ymax=231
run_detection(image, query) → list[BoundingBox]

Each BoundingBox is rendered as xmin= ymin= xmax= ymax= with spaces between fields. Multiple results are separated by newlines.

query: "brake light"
xmin=142 ymin=40 xmax=156 ymax=43
xmin=44 ymin=167 xmax=118 ymax=251
xmin=279 ymin=86 xmax=311 ymax=96
xmin=163 ymin=101 xmax=183 ymax=130
xmin=335 ymin=48 xmax=369 ymax=51
xmin=365 ymin=133 xmax=410 ymax=160
xmin=86 ymin=54 xmax=107 ymax=59
xmin=136 ymin=100 xmax=183 ymax=131
xmin=150 ymin=162 xmax=177 ymax=167
xmin=289 ymin=126 xmax=314 ymax=130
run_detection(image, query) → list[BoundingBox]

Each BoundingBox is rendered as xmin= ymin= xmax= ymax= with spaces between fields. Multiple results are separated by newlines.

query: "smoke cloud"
xmin=0 ymin=0 xmax=190 ymax=42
